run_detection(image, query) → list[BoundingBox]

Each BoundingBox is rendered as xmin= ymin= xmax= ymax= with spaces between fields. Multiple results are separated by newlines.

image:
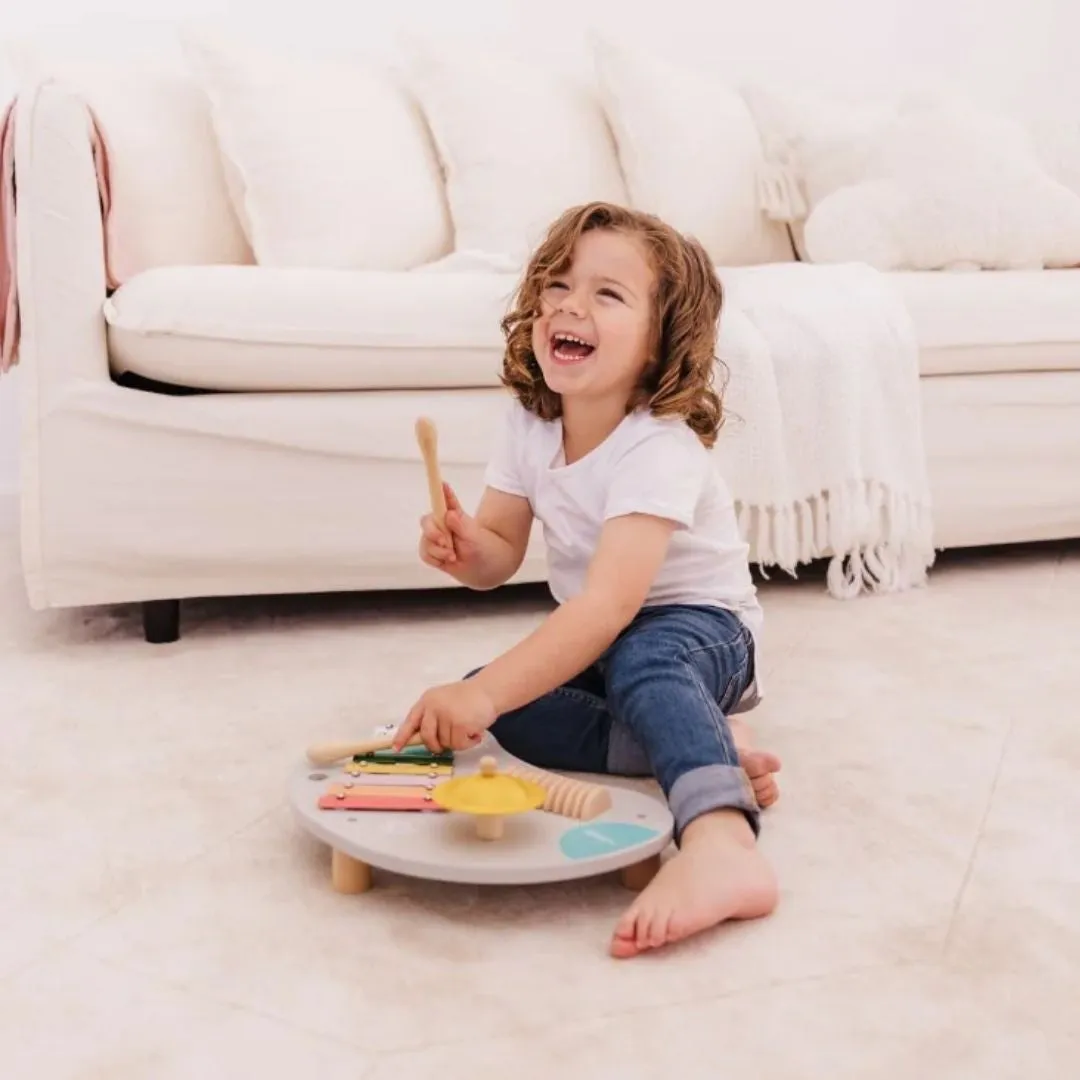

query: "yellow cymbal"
xmin=432 ymin=756 xmax=546 ymax=817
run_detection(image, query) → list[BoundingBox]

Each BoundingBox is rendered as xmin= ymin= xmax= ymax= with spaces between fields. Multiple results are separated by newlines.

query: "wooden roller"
xmin=503 ymin=762 xmax=612 ymax=821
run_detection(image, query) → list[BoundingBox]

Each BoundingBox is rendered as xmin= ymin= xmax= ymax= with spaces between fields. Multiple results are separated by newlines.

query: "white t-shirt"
xmin=484 ymin=400 xmax=764 ymax=644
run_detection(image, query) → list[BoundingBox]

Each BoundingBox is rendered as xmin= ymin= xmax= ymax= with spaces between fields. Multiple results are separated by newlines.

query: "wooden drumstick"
xmin=415 ymin=416 xmax=448 ymax=529
xmin=306 ymin=733 xmax=424 ymax=767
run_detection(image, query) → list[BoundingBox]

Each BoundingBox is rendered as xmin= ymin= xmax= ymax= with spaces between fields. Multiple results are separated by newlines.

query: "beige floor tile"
xmin=0 ymin=949 xmax=371 ymax=1080
xmin=70 ymin=800 xmax=955 ymax=1055
xmin=945 ymin=702 xmax=1080 ymax=982
xmin=67 ymin=697 xmax=1015 ymax=1060
xmin=363 ymin=964 xmax=1078 ymax=1080
xmin=0 ymin=756 xmax=280 ymax=979
xmin=3 ymin=509 xmax=1078 ymax=1070
xmin=0 ymin=569 xmax=550 ymax=980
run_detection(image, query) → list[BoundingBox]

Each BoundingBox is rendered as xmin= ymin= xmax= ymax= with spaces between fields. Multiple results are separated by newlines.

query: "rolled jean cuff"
xmin=668 ymin=764 xmax=760 ymax=841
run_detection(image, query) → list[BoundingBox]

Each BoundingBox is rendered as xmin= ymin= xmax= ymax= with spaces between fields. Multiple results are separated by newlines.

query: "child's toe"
xmin=742 ymin=750 xmax=781 ymax=778
xmin=753 ymin=776 xmax=779 ymax=808
xmin=636 ymin=910 xmax=657 ymax=951
xmin=647 ymin=908 xmax=674 ymax=949
xmin=611 ymin=906 xmax=644 ymax=958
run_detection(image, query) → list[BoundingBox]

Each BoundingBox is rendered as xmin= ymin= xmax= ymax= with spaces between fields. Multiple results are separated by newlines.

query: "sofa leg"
xmin=143 ymin=600 xmax=180 ymax=644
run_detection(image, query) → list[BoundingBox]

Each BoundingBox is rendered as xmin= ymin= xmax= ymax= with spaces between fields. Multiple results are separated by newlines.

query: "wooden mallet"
xmin=305 ymin=733 xmax=425 ymax=768
xmin=415 ymin=416 xmax=447 ymax=529
xmin=306 ymin=419 xmax=452 ymax=770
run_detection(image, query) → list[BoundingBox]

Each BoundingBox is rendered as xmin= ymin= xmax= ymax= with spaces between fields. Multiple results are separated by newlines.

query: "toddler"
xmin=394 ymin=202 xmax=781 ymax=958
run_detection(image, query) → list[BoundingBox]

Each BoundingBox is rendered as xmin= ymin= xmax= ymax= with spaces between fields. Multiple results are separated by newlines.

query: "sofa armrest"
xmin=15 ymin=79 xmax=110 ymax=399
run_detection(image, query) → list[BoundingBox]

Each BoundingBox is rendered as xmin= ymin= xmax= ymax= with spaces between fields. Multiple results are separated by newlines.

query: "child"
xmin=393 ymin=202 xmax=780 ymax=958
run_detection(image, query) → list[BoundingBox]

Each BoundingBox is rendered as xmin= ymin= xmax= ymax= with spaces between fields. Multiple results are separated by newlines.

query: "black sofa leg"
xmin=143 ymin=599 xmax=180 ymax=644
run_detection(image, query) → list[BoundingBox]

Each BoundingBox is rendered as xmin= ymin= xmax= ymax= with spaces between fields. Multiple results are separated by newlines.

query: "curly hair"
xmin=499 ymin=202 xmax=726 ymax=447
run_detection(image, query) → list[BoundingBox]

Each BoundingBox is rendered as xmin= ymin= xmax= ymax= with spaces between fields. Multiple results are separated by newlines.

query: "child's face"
xmin=532 ymin=229 xmax=656 ymax=408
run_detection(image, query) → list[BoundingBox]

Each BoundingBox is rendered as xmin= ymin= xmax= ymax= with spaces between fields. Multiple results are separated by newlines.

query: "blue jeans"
xmin=474 ymin=604 xmax=760 ymax=841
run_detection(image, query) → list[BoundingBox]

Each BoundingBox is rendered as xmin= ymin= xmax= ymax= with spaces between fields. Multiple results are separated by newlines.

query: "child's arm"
xmin=420 ymin=484 xmax=533 ymax=591
xmin=471 ymin=512 xmax=676 ymax=713
xmin=396 ymin=511 xmax=675 ymax=752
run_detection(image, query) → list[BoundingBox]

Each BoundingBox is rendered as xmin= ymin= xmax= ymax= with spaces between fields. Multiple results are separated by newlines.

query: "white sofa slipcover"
xmin=11 ymin=75 xmax=1080 ymax=642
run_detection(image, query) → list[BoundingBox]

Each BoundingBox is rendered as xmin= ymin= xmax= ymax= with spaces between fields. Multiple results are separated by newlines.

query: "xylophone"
xmin=316 ymin=742 xmax=453 ymax=812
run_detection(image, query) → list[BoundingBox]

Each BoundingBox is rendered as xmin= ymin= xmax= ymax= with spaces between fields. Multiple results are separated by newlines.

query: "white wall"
xmin=0 ymin=369 xmax=16 ymax=496
xmin=0 ymin=0 xmax=1077 ymax=497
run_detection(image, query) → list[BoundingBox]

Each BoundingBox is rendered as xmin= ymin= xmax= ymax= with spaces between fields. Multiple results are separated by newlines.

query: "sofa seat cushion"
xmin=106 ymin=265 xmax=1080 ymax=392
xmin=891 ymin=270 xmax=1080 ymax=376
xmin=104 ymin=266 xmax=514 ymax=391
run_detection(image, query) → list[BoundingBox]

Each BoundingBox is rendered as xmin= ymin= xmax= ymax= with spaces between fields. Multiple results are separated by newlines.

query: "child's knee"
xmin=606 ymin=722 xmax=652 ymax=776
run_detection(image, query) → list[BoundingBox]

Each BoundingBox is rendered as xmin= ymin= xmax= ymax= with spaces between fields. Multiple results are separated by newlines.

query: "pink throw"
xmin=0 ymin=101 xmax=17 ymax=375
xmin=0 ymin=95 xmax=120 ymax=375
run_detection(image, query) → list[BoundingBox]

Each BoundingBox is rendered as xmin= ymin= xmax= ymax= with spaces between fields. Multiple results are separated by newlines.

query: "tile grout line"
xmin=88 ymin=952 xmax=375 ymax=1062
xmin=574 ymin=956 xmax=935 ymax=1029
xmin=0 ymin=801 xmax=288 ymax=989
xmin=940 ymin=714 xmax=1015 ymax=960
xmin=348 ymin=957 xmax=935 ymax=1063
xmin=1 ymin=808 xmax=387 ymax=1065
xmin=75 ymin=928 xmax=935 ymax=1067
xmin=90 ymin=935 xmax=474 ymax=1066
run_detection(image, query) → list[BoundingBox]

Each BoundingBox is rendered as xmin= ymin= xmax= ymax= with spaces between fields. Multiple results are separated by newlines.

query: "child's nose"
xmin=557 ymin=290 xmax=587 ymax=317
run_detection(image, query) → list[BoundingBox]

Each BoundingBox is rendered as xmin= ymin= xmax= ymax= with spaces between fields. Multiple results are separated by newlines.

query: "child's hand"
xmin=418 ymin=483 xmax=485 ymax=574
xmin=418 ymin=506 xmax=457 ymax=570
xmin=394 ymin=678 xmax=498 ymax=752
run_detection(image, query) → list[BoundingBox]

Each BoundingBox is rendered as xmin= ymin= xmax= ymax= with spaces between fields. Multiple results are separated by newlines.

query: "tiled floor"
xmin=2 ymin=500 xmax=1077 ymax=1078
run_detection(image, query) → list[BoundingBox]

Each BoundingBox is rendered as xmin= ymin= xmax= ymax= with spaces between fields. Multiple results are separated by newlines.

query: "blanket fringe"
xmin=738 ymin=480 xmax=935 ymax=599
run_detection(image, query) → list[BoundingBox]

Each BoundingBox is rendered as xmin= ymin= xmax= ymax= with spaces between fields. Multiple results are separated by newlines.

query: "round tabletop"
xmin=290 ymin=737 xmax=674 ymax=886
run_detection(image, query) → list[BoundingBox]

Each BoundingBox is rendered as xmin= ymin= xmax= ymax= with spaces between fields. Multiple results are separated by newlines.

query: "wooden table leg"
xmin=475 ymin=815 xmax=504 ymax=841
xmin=618 ymin=854 xmax=661 ymax=891
xmin=331 ymin=849 xmax=372 ymax=894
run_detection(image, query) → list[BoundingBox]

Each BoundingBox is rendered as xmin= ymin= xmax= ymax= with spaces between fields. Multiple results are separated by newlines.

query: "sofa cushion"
xmin=744 ymin=86 xmax=1080 ymax=272
xmin=104 ymin=266 xmax=511 ymax=392
xmin=593 ymin=36 xmax=793 ymax=267
xmin=402 ymin=37 xmax=628 ymax=264
xmin=180 ymin=32 xmax=452 ymax=271
xmin=804 ymin=100 xmax=1080 ymax=272
xmin=890 ymin=270 xmax=1080 ymax=376
xmin=105 ymin=265 xmax=1080 ymax=393
xmin=3 ymin=44 xmax=251 ymax=278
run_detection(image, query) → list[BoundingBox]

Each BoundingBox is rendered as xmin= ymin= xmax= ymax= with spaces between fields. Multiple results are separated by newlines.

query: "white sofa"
xmin=9 ymin=34 xmax=1080 ymax=643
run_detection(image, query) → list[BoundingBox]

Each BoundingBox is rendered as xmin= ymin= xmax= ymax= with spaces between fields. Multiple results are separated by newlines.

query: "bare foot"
xmin=611 ymin=810 xmax=778 ymax=959
xmin=741 ymin=749 xmax=781 ymax=809
xmin=730 ymin=718 xmax=781 ymax=809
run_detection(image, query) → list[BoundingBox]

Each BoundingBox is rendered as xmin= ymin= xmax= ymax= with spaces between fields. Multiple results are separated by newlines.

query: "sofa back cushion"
xmin=4 ymin=40 xmax=251 ymax=280
xmin=7 ymin=24 xmax=799 ymax=279
xmin=593 ymin=36 xmax=793 ymax=266
xmin=180 ymin=32 xmax=452 ymax=271
xmin=402 ymin=37 xmax=630 ymax=265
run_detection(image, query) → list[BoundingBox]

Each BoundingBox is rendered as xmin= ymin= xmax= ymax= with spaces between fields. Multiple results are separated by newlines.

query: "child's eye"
xmin=598 ymin=288 xmax=624 ymax=302
xmin=545 ymin=280 xmax=569 ymax=291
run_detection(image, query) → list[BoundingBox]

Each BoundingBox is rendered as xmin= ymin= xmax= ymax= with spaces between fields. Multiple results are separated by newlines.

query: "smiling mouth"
xmin=550 ymin=332 xmax=596 ymax=363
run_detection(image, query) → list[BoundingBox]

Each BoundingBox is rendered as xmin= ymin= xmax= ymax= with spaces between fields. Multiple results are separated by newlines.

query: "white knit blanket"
xmin=424 ymin=252 xmax=935 ymax=598
xmin=713 ymin=261 xmax=934 ymax=598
